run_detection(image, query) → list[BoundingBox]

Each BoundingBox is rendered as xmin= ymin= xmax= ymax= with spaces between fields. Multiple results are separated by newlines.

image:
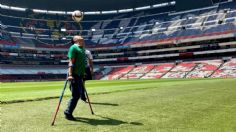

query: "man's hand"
xmin=67 ymin=75 xmax=73 ymax=81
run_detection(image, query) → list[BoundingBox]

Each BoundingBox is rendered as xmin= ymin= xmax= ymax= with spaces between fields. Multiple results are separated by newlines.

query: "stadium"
xmin=1 ymin=0 xmax=236 ymax=131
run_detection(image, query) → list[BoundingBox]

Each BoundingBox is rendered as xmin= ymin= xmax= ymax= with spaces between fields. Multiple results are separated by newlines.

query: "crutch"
xmin=82 ymin=79 xmax=94 ymax=115
xmin=51 ymin=79 xmax=68 ymax=126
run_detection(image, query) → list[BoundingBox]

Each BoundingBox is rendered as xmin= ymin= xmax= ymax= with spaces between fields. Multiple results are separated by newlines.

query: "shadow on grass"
xmin=87 ymin=102 xmax=119 ymax=106
xmin=68 ymin=114 xmax=143 ymax=126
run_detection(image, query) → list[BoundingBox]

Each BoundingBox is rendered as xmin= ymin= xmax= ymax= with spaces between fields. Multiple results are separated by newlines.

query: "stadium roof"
xmin=1 ymin=0 xmax=221 ymax=12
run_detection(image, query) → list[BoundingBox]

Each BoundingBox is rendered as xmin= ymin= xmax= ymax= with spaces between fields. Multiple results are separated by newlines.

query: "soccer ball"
xmin=72 ymin=10 xmax=83 ymax=22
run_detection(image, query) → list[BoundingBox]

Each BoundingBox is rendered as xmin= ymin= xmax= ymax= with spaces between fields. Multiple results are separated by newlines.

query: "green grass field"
xmin=1 ymin=78 xmax=236 ymax=132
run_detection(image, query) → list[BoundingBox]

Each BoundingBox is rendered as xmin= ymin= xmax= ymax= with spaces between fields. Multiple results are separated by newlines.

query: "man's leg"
xmin=85 ymin=66 xmax=92 ymax=80
xmin=80 ymin=77 xmax=87 ymax=102
xmin=64 ymin=76 xmax=82 ymax=119
xmin=80 ymin=67 xmax=91 ymax=102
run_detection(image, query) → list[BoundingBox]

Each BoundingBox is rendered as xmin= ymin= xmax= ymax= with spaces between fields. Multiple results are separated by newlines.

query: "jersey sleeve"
xmin=68 ymin=45 xmax=75 ymax=59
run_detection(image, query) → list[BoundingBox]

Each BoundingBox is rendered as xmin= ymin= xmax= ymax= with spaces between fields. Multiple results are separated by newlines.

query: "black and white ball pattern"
xmin=72 ymin=10 xmax=83 ymax=22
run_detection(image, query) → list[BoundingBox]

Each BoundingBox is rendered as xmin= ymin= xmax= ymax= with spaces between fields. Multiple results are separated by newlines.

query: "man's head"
xmin=73 ymin=35 xmax=85 ymax=47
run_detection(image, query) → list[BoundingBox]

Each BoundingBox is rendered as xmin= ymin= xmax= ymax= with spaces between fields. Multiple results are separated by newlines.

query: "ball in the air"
xmin=72 ymin=10 xmax=83 ymax=22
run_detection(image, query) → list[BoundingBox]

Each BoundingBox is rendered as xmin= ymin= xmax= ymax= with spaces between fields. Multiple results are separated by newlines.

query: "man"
xmin=71 ymin=38 xmax=93 ymax=80
xmin=84 ymin=49 xmax=94 ymax=81
xmin=64 ymin=35 xmax=86 ymax=120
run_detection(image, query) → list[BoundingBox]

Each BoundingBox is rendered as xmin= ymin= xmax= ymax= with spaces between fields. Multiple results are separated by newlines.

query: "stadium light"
xmin=0 ymin=4 xmax=27 ymax=11
xmin=48 ymin=11 xmax=66 ymax=14
xmin=1 ymin=2 xmax=176 ymax=15
xmin=102 ymin=10 xmax=117 ymax=14
xmin=170 ymin=1 xmax=176 ymax=5
xmin=33 ymin=9 xmax=47 ymax=13
xmin=84 ymin=11 xmax=101 ymax=15
xmin=66 ymin=11 xmax=73 ymax=15
xmin=120 ymin=27 xmax=124 ymax=30
xmin=61 ymin=37 xmax=67 ymax=40
xmin=152 ymin=3 xmax=169 ymax=8
xmin=135 ymin=6 xmax=151 ymax=11
xmin=118 ymin=8 xmax=133 ymax=13
xmin=10 ymin=6 xmax=26 ymax=11
xmin=91 ymin=28 xmax=96 ymax=32
xmin=0 ymin=4 xmax=10 ymax=9
xmin=61 ymin=28 xmax=66 ymax=32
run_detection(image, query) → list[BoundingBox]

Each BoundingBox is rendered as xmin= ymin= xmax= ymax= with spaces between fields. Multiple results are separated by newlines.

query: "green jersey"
xmin=68 ymin=44 xmax=86 ymax=76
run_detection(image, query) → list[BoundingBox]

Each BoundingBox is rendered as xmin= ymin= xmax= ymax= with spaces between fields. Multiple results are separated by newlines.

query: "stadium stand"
xmin=186 ymin=60 xmax=223 ymax=78
xmin=141 ymin=63 xmax=175 ymax=79
xmin=1 ymin=1 xmax=236 ymax=47
xmin=101 ymin=66 xmax=134 ymax=80
xmin=162 ymin=62 xmax=196 ymax=78
xmin=101 ymin=58 xmax=236 ymax=79
xmin=119 ymin=65 xmax=154 ymax=79
xmin=212 ymin=58 xmax=236 ymax=78
xmin=1 ymin=0 xmax=236 ymax=81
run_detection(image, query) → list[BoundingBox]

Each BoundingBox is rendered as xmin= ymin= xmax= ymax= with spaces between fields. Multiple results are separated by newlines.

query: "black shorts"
xmin=85 ymin=66 xmax=92 ymax=80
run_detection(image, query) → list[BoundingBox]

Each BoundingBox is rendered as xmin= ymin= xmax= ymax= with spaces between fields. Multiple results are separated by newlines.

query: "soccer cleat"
xmin=64 ymin=112 xmax=76 ymax=121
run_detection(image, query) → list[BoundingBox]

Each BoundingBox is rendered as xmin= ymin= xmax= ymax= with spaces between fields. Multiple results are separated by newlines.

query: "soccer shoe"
xmin=64 ymin=112 xmax=76 ymax=121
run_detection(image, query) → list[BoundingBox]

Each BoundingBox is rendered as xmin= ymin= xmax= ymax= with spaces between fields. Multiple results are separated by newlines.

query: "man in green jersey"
xmin=64 ymin=35 xmax=86 ymax=120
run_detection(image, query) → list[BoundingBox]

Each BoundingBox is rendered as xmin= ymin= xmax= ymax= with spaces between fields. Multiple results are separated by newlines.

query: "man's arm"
xmin=87 ymin=50 xmax=94 ymax=76
xmin=88 ymin=58 xmax=94 ymax=76
xmin=68 ymin=58 xmax=75 ymax=80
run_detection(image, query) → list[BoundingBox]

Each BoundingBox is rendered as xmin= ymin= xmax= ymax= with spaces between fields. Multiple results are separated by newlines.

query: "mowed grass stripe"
xmin=1 ymin=78 xmax=228 ymax=90
xmin=1 ymin=78 xmax=236 ymax=104
xmin=0 ymin=79 xmax=185 ymax=89
xmin=0 ymin=78 xmax=223 ymax=88
xmin=1 ymin=79 xmax=167 ymax=102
